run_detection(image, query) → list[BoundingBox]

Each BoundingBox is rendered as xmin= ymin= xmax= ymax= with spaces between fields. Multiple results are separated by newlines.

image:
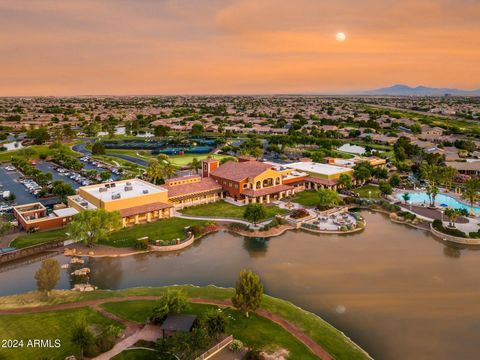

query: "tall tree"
xmin=317 ymin=189 xmax=341 ymax=210
xmin=232 ymin=269 xmax=263 ymax=317
xmin=339 ymin=174 xmax=353 ymax=190
xmin=145 ymin=159 xmax=163 ymax=184
xmin=34 ymin=259 xmax=60 ymax=297
xmin=150 ymin=289 xmax=189 ymax=324
xmin=189 ymin=157 xmax=201 ymax=174
xmin=421 ymin=164 xmax=442 ymax=207
xmin=462 ymin=179 xmax=480 ymax=215
xmin=91 ymin=141 xmax=105 ymax=155
xmin=243 ymin=203 xmax=266 ymax=225
xmin=68 ymin=209 xmax=121 ymax=247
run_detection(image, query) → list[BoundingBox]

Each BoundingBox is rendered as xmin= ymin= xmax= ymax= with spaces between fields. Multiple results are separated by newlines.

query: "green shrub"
xmin=134 ymin=238 xmax=149 ymax=250
xmin=229 ymin=339 xmax=244 ymax=352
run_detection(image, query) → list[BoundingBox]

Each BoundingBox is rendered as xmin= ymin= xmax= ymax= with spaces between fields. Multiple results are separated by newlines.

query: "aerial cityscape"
xmin=1 ymin=1 xmax=480 ymax=360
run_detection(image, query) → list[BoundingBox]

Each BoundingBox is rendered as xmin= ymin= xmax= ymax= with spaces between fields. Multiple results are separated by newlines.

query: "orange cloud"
xmin=0 ymin=0 xmax=478 ymax=95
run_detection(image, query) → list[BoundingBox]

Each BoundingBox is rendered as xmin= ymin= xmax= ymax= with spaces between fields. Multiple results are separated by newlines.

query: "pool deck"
xmin=398 ymin=203 xmax=469 ymax=223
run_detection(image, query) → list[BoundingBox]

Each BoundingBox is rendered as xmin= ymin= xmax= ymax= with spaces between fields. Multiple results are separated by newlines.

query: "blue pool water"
xmin=396 ymin=192 xmax=480 ymax=214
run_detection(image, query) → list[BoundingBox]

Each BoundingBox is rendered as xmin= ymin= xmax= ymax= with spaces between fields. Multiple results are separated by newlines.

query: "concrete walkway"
xmin=92 ymin=324 xmax=162 ymax=360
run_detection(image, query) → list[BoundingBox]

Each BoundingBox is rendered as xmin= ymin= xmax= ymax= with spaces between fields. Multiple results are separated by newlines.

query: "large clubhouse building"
xmin=18 ymin=155 xmax=378 ymax=230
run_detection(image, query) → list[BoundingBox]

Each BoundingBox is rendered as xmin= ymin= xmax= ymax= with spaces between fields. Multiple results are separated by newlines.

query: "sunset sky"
xmin=1 ymin=0 xmax=479 ymax=96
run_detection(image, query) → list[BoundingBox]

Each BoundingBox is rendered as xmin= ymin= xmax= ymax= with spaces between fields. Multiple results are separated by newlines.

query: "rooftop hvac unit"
xmin=126 ymin=182 xmax=131 ymax=186
xmin=80 ymin=201 xmax=88 ymax=207
xmin=112 ymin=193 xmax=121 ymax=200
xmin=142 ymin=189 xmax=149 ymax=194
xmin=105 ymin=183 xmax=110 ymax=188
xmin=99 ymin=187 xmax=107 ymax=192
xmin=111 ymin=183 xmax=116 ymax=187
xmin=124 ymin=186 xmax=133 ymax=191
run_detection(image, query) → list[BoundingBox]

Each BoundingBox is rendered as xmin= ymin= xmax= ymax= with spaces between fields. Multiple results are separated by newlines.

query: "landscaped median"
xmin=0 ymin=285 xmax=371 ymax=360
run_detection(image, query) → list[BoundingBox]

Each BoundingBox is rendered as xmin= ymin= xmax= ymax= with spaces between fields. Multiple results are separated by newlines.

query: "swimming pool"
xmin=396 ymin=192 xmax=480 ymax=214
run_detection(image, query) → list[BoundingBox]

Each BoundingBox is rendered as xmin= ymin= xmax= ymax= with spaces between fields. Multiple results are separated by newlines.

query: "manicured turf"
xmin=355 ymin=185 xmax=381 ymax=199
xmin=102 ymin=301 xmax=318 ymax=360
xmin=292 ymin=190 xmax=320 ymax=207
xmin=11 ymin=228 xmax=68 ymax=248
xmin=0 ymin=143 xmax=81 ymax=162
xmin=0 ymin=285 xmax=369 ymax=359
xmin=179 ymin=200 xmax=287 ymax=220
xmin=102 ymin=217 xmax=209 ymax=248
xmin=105 ymin=149 xmax=229 ymax=168
xmin=0 ymin=307 xmax=122 ymax=360
xmin=168 ymin=154 xmax=229 ymax=167
xmin=112 ymin=349 xmax=159 ymax=359
xmin=101 ymin=300 xmax=157 ymax=323
xmin=11 ymin=218 xmax=208 ymax=249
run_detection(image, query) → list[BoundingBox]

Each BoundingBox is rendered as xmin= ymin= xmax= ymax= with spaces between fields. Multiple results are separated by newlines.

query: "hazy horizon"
xmin=1 ymin=0 xmax=479 ymax=96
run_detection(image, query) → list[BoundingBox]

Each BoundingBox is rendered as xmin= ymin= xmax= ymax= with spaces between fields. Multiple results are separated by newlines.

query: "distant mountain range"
xmin=361 ymin=84 xmax=480 ymax=96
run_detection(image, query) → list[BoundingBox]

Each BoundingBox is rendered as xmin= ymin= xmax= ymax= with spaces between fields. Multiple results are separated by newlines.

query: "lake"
xmin=1 ymin=211 xmax=480 ymax=360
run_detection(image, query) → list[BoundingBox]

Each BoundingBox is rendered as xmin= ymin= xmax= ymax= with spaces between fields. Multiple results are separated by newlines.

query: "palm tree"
xmin=443 ymin=208 xmax=466 ymax=228
xmin=425 ymin=183 xmax=439 ymax=208
xmin=441 ymin=166 xmax=457 ymax=192
xmin=159 ymin=160 xmax=177 ymax=179
xmin=402 ymin=192 xmax=411 ymax=204
xmin=421 ymin=164 xmax=441 ymax=207
xmin=189 ymin=158 xmax=201 ymax=174
xmin=462 ymin=179 xmax=480 ymax=215
xmin=146 ymin=159 xmax=162 ymax=184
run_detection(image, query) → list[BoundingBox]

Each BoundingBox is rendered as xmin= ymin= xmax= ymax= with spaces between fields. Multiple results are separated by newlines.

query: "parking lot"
xmin=35 ymin=161 xmax=81 ymax=189
xmin=0 ymin=166 xmax=39 ymax=205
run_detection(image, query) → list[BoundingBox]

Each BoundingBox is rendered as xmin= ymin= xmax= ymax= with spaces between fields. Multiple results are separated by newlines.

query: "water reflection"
xmin=2 ymin=212 xmax=480 ymax=360
xmin=88 ymin=257 xmax=123 ymax=289
xmin=443 ymin=245 xmax=461 ymax=258
xmin=243 ymin=237 xmax=270 ymax=257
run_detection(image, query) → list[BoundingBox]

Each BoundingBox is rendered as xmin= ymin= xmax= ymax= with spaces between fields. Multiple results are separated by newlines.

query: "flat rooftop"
xmin=82 ymin=179 xmax=166 ymax=202
xmin=286 ymin=162 xmax=352 ymax=175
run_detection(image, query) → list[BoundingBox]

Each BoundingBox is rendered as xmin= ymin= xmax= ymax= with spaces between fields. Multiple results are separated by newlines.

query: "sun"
xmin=336 ymin=32 xmax=346 ymax=42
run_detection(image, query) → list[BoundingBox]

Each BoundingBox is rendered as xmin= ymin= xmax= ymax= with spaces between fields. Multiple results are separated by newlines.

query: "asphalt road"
xmin=73 ymin=142 xmax=148 ymax=167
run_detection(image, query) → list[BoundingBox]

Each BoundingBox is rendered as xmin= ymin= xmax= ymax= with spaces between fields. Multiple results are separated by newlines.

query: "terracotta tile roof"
xmin=211 ymin=160 xmax=272 ymax=182
xmin=165 ymin=175 xmax=200 ymax=185
xmin=118 ymin=202 xmax=172 ymax=218
xmin=165 ymin=177 xmax=223 ymax=199
xmin=243 ymin=184 xmax=293 ymax=197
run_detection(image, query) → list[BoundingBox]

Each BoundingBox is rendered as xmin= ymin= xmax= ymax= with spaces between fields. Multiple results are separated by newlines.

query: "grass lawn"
xmin=105 ymin=149 xmax=229 ymax=168
xmin=179 ymin=200 xmax=287 ymax=220
xmin=292 ymin=190 xmax=320 ymax=207
xmin=112 ymin=349 xmax=159 ymax=360
xmin=0 ymin=285 xmax=368 ymax=360
xmin=11 ymin=228 xmax=68 ymax=248
xmin=102 ymin=301 xmax=318 ymax=360
xmin=355 ymin=185 xmax=381 ymax=199
xmin=102 ymin=217 xmax=209 ymax=248
xmin=11 ymin=218 xmax=208 ymax=249
xmin=0 ymin=143 xmax=82 ymax=162
xmin=0 ymin=307 xmax=122 ymax=360
xmin=168 ymin=154 xmax=229 ymax=167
